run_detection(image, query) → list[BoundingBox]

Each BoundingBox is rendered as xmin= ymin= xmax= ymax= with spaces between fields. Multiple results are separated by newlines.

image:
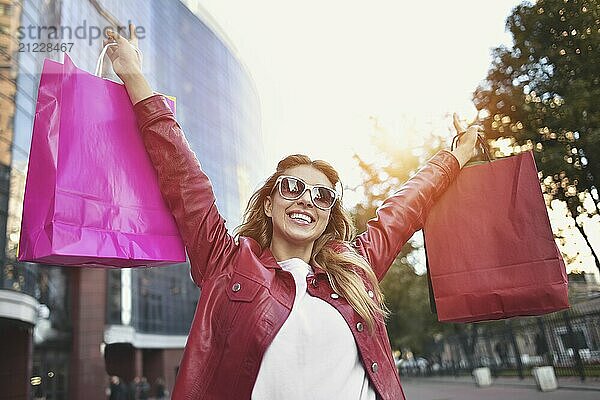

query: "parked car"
xmin=398 ymin=357 xmax=429 ymax=375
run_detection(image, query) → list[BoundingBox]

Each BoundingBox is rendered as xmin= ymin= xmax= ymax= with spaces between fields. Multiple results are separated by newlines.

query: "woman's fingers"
xmin=471 ymin=124 xmax=485 ymax=133
xmin=106 ymin=29 xmax=126 ymax=44
xmin=453 ymin=113 xmax=485 ymax=135
xmin=453 ymin=113 xmax=466 ymax=134
xmin=128 ymin=23 xmax=142 ymax=64
xmin=102 ymin=38 xmax=114 ymax=50
xmin=107 ymin=24 xmax=138 ymax=44
xmin=129 ymin=23 xmax=139 ymax=46
xmin=451 ymin=113 xmax=481 ymax=156
xmin=100 ymin=24 xmax=143 ymax=78
xmin=101 ymin=38 xmax=116 ymax=63
xmin=105 ymin=25 xmax=140 ymax=56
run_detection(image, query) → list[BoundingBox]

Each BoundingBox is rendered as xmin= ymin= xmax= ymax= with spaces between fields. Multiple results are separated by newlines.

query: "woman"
xmin=103 ymin=25 xmax=478 ymax=400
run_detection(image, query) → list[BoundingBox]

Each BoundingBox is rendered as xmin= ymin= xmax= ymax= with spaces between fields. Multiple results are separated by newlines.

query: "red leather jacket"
xmin=133 ymin=95 xmax=461 ymax=400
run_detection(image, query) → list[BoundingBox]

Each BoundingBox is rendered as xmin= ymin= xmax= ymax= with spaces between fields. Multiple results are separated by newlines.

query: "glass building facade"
xmin=1 ymin=0 xmax=264 ymax=398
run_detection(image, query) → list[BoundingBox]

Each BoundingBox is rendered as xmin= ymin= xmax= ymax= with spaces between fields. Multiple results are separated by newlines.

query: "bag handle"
xmin=94 ymin=42 xmax=142 ymax=77
xmin=451 ymin=131 xmax=493 ymax=163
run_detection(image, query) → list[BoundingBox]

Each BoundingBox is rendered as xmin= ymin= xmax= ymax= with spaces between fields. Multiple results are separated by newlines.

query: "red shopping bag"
xmin=18 ymin=52 xmax=185 ymax=268
xmin=423 ymin=146 xmax=569 ymax=323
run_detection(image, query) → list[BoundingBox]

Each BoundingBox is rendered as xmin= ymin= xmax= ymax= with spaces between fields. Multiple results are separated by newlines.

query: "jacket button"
xmin=356 ymin=322 xmax=364 ymax=332
xmin=367 ymin=290 xmax=374 ymax=298
xmin=232 ymin=282 xmax=241 ymax=292
xmin=371 ymin=362 xmax=379 ymax=373
xmin=330 ymin=293 xmax=339 ymax=299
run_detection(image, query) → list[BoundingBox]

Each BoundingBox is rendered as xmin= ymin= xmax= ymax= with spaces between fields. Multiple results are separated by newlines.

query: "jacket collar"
xmin=255 ymin=240 xmax=327 ymax=277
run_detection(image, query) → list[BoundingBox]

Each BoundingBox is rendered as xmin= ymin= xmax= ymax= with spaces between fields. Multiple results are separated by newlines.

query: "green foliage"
xmin=474 ymin=0 xmax=600 ymax=272
xmin=474 ymin=0 xmax=599 ymax=222
xmin=353 ymin=0 xmax=600 ymax=357
xmin=351 ymin=126 xmax=455 ymax=354
xmin=379 ymin=262 xmax=445 ymax=353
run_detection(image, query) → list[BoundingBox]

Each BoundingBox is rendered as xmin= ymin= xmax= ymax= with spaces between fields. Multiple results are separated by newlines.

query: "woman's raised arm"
xmin=104 ymin=26 xmax=237 ymax=286
xmin=353 ymin=116 xmax=479 ymax=281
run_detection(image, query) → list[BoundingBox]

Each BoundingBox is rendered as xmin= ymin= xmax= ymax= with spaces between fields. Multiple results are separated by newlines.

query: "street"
xmin=402 ymin=379 xmax=600 ymax=400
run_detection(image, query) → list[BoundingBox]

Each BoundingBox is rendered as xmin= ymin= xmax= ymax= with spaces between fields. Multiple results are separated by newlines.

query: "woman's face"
xmin=264 ymin=164 xmax=334 ymax=247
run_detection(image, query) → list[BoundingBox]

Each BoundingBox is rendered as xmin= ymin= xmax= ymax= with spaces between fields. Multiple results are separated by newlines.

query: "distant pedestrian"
xmin=138 ymin=376 xmax=150 ymax=400
xmin=495 ymin=341 xmax=509 ymax=367
xmin=108 ymin=376 xmax=127 ymax=400
xmin=154 ymin=377 xmax=167 ymax=400
xmin=535 ymin=333 xmax=550 ymax=364
xmin=128 ymin=376 xmax=140 ymax=400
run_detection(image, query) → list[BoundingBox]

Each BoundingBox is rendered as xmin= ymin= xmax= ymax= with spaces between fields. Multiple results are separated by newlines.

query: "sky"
xmin=192 ymin=0 xmax=600 ymax=278
xmin=197 ymin=0 xmax=522 ymax=202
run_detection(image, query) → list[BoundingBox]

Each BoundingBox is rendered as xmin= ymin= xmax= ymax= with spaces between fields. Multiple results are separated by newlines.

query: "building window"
xmin=0 ymin=44 xmax=8 ymax=65
xmin=0 ymin=4 xmax=13 ymax=16
xmin=106 ymin=270 xmax=122 ymax=325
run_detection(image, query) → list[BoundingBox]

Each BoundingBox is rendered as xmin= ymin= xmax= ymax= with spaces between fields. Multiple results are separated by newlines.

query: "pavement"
xmin=401 ymin=378 xmax=600 ymax=400
xmin=402 ymin=374 xmax=600 ymax=391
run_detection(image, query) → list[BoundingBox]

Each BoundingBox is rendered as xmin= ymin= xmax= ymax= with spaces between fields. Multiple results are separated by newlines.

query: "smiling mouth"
xmin=287 ymin=212 xmax=314 ymax=225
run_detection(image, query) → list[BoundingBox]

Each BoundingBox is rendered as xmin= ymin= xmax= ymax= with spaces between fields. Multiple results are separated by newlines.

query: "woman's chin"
xmin=280 ymin=228 xmax=320 ymax=246
xmin=286 ymin=232 xmax=317 ymax=245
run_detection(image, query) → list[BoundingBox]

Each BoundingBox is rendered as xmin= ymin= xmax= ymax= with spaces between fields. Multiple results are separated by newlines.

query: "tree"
xmin=473 ymin=0 xmax=600 ymax=272
xmin=351 ymin=118 xmax=454 ymax=355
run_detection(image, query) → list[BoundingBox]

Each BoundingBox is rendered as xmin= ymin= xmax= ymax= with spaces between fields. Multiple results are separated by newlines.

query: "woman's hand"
xmin=102 ymin=23 xmax=153 ymax=105
xmin=103 ymin=24 xmax=142 ymax=81
xmin=450 ymin=113 xmax=482 ymax=168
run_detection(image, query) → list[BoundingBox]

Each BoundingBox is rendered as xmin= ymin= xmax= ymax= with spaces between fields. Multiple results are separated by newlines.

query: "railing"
xmin=399 ymin=297 xmax=600 ymax=381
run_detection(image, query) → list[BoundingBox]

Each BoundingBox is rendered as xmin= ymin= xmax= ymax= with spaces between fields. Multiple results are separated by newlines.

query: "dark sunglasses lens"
xmin=313 ymin=187 xmax=336 ymax=209
xmin=280 ymin=177 xmax=305 ymax=199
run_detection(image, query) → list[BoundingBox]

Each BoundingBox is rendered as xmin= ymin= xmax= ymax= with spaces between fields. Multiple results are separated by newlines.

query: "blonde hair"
xmin=234 ymin=155 xmax=388 ymax=332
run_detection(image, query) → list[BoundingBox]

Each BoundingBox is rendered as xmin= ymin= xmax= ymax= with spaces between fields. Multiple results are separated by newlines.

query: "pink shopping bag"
xmin=18 ymin=53 xmax=186 ymax=267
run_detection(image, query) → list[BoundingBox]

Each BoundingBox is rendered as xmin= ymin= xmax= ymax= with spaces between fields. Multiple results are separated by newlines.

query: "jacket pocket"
xmin=226 ymin=272 xmax=262 ymax=302
xmin=212 ymin=272 xmax=263 ymax=336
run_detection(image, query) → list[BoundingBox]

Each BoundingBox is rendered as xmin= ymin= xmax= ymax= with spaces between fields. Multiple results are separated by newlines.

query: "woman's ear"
xmin=264 ymin=195 xmax=273 ymax=218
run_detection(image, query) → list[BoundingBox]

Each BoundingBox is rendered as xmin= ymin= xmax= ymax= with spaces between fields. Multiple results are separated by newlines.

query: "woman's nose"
xmin=297 ymin=188 xmax=314 ymax=207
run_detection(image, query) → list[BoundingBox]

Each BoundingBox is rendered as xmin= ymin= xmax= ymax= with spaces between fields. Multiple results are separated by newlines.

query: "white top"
xmin=251 ymin=258 xmax=376 ymax=400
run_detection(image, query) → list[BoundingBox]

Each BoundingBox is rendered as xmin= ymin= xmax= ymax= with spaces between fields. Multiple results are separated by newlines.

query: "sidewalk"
xmin=402 ymin=375 xmax=600 ymax=391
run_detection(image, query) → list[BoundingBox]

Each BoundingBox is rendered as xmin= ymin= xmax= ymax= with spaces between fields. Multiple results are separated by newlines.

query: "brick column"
xmin=0 ymin=321 xmax=32 ymax=400
xmin=69 ymin=268 xmax=107 ymax=400
xmin=143 ymin=348 xmax=164 ymax=394
xmin=105 ymin=343 xmax=136 ymax=382
xmin=163 ymin=348 xmax=184 ymax=395
xmin=135 ymin=346 xmax=144 ymax=378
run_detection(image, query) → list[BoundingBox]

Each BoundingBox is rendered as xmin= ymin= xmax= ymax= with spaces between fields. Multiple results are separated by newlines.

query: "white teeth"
xmin=289 ymin=212 xmax=312 ymax=223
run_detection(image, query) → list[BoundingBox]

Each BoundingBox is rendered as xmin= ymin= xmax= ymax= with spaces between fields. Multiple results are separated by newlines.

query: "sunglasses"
xmin=272 ymin=175 xmax=340 ymax=210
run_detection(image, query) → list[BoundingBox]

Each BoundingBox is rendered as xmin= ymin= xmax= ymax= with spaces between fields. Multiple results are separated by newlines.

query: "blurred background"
xmin=0 ymin=0 xmax=598 ymax=398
